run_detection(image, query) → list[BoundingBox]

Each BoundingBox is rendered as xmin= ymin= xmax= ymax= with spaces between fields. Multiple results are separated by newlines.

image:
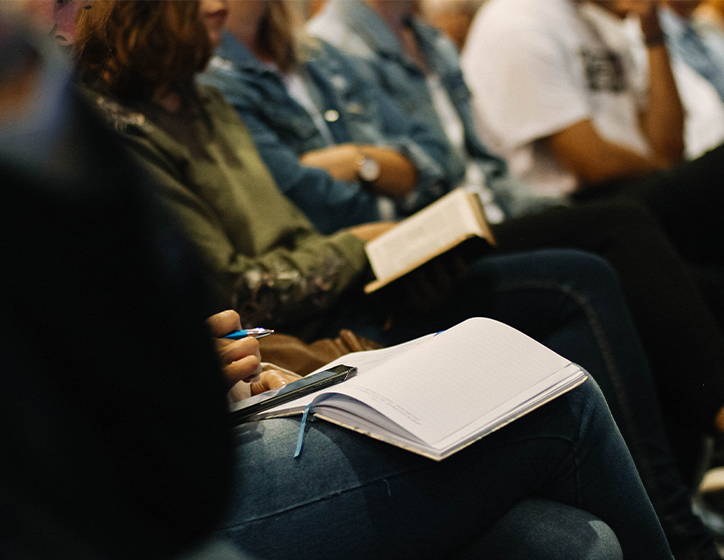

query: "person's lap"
xmin=218 ymin=380 xmax=670 ymax=560
xmin=313 ymin=247 xmax=713 ymax=557
xmin=468 ymin=498 xmax=622 ymax=560
xmin=597 ymin=143 xmax=724 ymax=268
xmin=585 ymin=145 xmax=724 ymax=346
xmin=565 ymin=145 xmax=724 ymax=334
xmin=493 ymin=200 xmax=724 ymax=480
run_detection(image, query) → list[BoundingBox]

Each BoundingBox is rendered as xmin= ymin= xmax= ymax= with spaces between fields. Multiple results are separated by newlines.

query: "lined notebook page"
xmin=327 ymin=318 xmax=571 ymax=445
xmin=259 ymin=335 xmax=434 ymax=416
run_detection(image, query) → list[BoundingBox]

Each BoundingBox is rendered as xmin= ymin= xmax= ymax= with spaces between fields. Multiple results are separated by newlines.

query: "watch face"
xmin=359 ymin=156 xmax=381 ymax=182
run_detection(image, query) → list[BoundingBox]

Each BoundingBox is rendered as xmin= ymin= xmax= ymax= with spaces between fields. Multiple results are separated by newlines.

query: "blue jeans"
xmin=204 ymin=502 xmax=622 ymax=560
xmin=472 ymin=498 xmax=623 ymax=560
xmin=219 ymin=380 xmax=671 ymax=559
xmin=315 ymin=249 xmax=715 ymax=559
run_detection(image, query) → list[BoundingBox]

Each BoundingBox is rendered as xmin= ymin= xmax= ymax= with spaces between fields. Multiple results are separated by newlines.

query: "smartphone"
xmin=229 ymin=364 xmax=357 ymax=424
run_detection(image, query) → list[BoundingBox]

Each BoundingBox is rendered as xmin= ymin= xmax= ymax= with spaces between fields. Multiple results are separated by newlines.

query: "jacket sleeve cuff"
xmin=386 ymin=138 xmax=446 ymax=215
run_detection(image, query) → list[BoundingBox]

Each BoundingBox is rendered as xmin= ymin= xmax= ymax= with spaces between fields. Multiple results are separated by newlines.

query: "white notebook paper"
xmin=251 ymin=318 xmax=587 ymax=460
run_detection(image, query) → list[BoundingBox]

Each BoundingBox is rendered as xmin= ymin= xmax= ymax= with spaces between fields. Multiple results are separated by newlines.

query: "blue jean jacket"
xmin=309 ymin=0 xmax=549 ymax=219
xmin=199 ymin=31 xmax=448 ymax=234
xmin=660 ymin=7 xmax=724 ymax=104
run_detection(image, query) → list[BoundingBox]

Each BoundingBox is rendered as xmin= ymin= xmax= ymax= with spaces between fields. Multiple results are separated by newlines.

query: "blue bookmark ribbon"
xmin=294 ymin=403 xmax=314 ymax=458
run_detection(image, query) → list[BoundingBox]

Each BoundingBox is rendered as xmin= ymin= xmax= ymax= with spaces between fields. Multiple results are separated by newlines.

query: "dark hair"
xmin=74 ymin=0 xmax=211 ymax=101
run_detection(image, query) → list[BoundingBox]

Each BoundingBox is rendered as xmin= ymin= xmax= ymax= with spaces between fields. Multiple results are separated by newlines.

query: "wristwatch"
xmin=356 ymin=151 xmax=381 ymax=183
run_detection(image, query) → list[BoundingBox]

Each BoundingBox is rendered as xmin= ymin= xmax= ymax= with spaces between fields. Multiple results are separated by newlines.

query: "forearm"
xmin=639 ymin=15 xmax=685 ymax=164
xmin=360 ymin=145 xmax=417 ymax=196
xmin=574 ymin=142 xmax=661 ymax=188
xmin=299 ymin=144 xmax=417 ymax=198
xmin=546 ymin=120 xmax=665 ymax=188
xmin=235 ymin=113 xmax=383 ymax=234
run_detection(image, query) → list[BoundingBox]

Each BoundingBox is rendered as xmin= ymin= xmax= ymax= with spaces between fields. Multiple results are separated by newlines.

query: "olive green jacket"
xmin=88 ymin=86 xmax=370 ymax=329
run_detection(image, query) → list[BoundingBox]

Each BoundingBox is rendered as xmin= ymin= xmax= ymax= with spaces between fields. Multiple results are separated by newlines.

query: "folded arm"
xmin=299 ymin=143 xmax=417 ymax=197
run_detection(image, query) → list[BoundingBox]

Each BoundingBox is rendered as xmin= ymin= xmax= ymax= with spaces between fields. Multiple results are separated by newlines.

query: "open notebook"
xmin=244 ymin=318 xmax=587 ymax=461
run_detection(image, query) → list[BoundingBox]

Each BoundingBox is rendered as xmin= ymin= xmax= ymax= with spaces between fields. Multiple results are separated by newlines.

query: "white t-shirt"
xmin=461 ymin=0 xmax=651 ymax=197
xmin=280 ymin=70 xmax=337 ymax=147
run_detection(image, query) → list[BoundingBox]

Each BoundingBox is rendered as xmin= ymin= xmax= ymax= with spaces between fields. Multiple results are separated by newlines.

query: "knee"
xmin=477 ymin=499 xmax=623 ymax=560
xmin=583 ymin=200 xmax=658 ymax=231
xmin=470 ymin=248 xmax=620 ymax=295
xmin=531 ymin=249 xmax=621 ymax=294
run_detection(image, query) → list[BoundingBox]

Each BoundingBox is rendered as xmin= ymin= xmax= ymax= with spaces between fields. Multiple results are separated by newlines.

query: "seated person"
xmin=661 ymin=0 xmax=724 ymax=104
xmin=624 ymin=1 xmax=724 ymax=159
xmin=462 ymin=0 xmax=724 ymax=272
xmin=463 ymin=0 xmax=683 ymax=194
xmin=70 ymin=1 xmax=715 ymax=558
xmin=308 ymin=0 xmax=724 ymax=492
xmin=198 ymin=1 xmax=451 ymax=234
xmin=1 ymin=10 xmax=665 ymax=559
xmin=210 ymin=310 xmax=652 ymax=560
xmin=461 ymin=0 xmax=724 ymax=372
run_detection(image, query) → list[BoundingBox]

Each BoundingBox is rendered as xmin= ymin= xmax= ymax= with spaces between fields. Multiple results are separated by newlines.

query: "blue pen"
xmin=222 ymin=328 xmax=275 ymax=340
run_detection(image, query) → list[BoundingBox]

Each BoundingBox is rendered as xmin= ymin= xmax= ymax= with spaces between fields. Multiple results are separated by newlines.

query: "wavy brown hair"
xmin=74 ymin=0 xmax=211 ymax=101
xmin=257 ymin=0 xmax=311 ymax=73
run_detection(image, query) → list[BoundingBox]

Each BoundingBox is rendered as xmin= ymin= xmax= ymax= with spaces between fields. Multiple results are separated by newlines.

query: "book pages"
xmin=365 ymin=188 xmax=485 ymax=281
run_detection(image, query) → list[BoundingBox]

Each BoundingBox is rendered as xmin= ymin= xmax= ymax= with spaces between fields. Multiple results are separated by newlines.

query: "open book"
xmin=364 ymin=188 xmax=495 ymax=293
xmin=246 ymin=318 xmax=587 ymax=461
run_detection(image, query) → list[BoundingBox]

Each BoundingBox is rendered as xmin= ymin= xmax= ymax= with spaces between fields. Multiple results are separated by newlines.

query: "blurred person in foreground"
xmin=0 ymin=11 xmax=238 ymax=558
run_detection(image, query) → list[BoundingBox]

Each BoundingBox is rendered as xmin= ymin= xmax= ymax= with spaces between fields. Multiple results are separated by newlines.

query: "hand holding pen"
xmin=205 ymin=310 xmax=291 ymax=397
xmin=206 ymin=310 xmax=264 ymax=386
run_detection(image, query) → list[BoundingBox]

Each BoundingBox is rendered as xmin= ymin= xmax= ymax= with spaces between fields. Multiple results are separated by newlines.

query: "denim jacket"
xmin=660 ymin=7 xmax=724 ymax=103
xmin=199 ymin=31 xmax=448 ymax=234
xmin=309 ymin=0 xmax=548 ymax=219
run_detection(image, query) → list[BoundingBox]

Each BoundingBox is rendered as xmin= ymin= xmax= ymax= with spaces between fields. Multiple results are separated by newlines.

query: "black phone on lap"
xmin=229 ymin=364 xmax=357 ymax=424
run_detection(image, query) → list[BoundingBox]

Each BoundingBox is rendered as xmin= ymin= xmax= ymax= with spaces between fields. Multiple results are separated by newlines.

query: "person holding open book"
xmin=68 ymin=1 xmax=706 ymax=557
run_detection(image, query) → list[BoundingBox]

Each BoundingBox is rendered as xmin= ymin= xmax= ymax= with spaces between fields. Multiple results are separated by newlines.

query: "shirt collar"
xmin=325 ymin=0 xmax=405 ymax=59
xmin=659 ymin=5 xmax=691 ymax=42
xmin=213 ymin=30 xmax=271 ymax=74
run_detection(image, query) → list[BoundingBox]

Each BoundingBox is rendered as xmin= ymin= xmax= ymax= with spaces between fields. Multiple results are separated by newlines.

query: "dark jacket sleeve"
xmin=115 ymin=123 xmax=370 ymax=329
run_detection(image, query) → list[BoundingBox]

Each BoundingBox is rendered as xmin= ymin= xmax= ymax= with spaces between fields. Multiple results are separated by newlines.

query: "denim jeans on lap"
xmin=469 ymin=498 xmax=623 ymax=560
xmin=220 ymin=379 xmax=672 ymax=559
xmin=316 ymin=248 xmax=717 ymax=560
